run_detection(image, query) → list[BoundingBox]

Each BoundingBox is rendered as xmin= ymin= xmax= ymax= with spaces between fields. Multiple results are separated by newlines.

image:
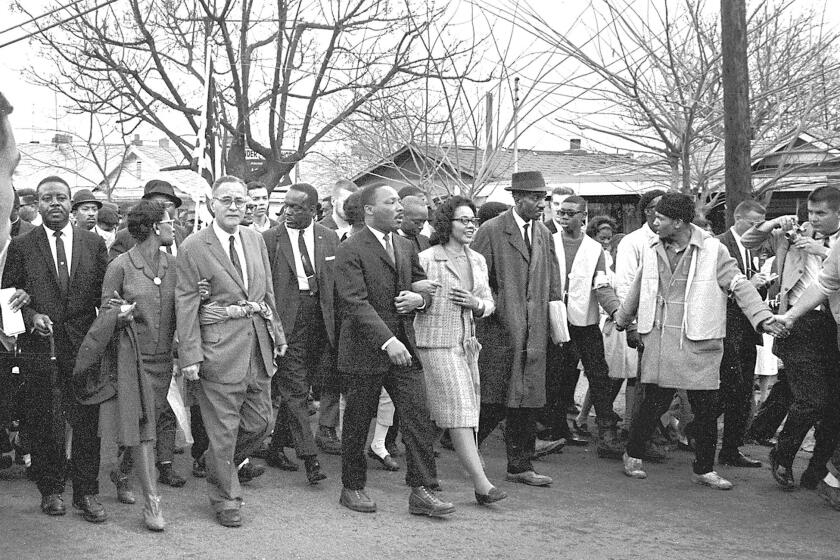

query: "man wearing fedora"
xmin=109 ymin=179 xmax=188 ymax=261
xmin=71 ymin=189 xmax=102 ymax=231
xmin=471 ymin=170 xmax=564 ymax=487
xmin=16 ymin=187 xmax=41 ymax=227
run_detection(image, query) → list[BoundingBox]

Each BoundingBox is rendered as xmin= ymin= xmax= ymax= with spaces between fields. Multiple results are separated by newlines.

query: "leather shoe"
xmin=216 ymin=508 xmax=242 ymax=527
xmin=304 ymin=456 xmax=327 ymax=485
xmin=505 ymin=470 xmax=552 ymax=486
xmin=40 ymin=494 xmax=66 ymax=516
xmin=718 ymin=450 xmax=762 ymax=468
xmin=192 ymin=456 xmax=207 ymax=478
xmin=409 ymin=486 xmax=456 ymax=517
xmin=315 ymin=426 xmax=342 ymax=456
xmin=266 ymin=450 xmax=299 ymax=471
xmin=475 ymin=486 xmax=507 ymax=505
xmin=73 ymin=495 xmax=107 ymax=523
xmin=386 ymin=443 xmax=403 ymax=458
xmin=238 ymin=461 xmax=265 ymax=483
xmin=533 ymin=438 xmax=565 ymax=458
xmin=157 ymin=462 xmax=186 ymax=488
xmin=110 ymin=470 xmax=136 ymax=504
xmin=340 ymin=487 xmax=376 ymax=513
xmin=769 ymin=447 xmax=795 ymax=490
xmin=368 ymin=450 xmax=400 ymax=471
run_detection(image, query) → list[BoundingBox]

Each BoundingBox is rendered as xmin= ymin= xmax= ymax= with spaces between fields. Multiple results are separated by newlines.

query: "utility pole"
xmin=513 ymin=78 xmax=520 ymax=173
xmin=721 ymin=0 xmax=751 ymax=227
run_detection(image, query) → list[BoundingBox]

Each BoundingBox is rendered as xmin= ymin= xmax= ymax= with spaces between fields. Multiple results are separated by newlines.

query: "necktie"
xmin=228 ymin=235 xmax=243 ymax=280
xmin=297 ymin=231 xmax=317 ymax=294
xmin=523 ymin=222 xmax=532 ymax=254
xmin=54 ymin=230 xmax=70 ymax=294
xmin=165 ymin=245 xmax=172 ymax=255
xmin=384 ymin=233 xmax=396 ymax=264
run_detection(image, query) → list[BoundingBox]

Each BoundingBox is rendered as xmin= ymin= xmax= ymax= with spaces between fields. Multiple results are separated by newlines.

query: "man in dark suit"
xmin=10 ymin=189 xmax=35 ymax=239
xmin=176 ymin=175 xmax=286 ymax=528
xmin=109 ymin=179 xmax=188 ymax=261
xmin=335 ymin=184 xmax=454 ymax=516
xmin=715 ymin=200 xmax=772 ymax=468
xmin=3 ymin=175 xmax=108 ymax=522
xmin=262 ymin=183 xmax=338 ymax=484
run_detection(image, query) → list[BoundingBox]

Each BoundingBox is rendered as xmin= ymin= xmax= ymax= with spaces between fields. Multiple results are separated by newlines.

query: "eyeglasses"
xmin=214 ymin=197 xmax=248 ymax=208
xmin=245 ymin=204 xmax=257 ymax=211
xmin=452 ymin=217 xmax=480 ymax=226
xmin=557 ymin=210 xmax=585 ymax=217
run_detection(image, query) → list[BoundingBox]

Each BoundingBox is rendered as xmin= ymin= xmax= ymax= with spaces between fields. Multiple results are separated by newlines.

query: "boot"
xmin=596 ymin=418 xmax=624 ymax=459
xmin=143 ymin=494 xmax=165 ymax=532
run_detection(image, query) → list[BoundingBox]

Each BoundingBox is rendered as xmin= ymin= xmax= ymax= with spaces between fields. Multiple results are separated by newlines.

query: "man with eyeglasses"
xmin=109 ymin=180 xmax=189 ymax=262
xmin=241 ymin=195 xmax=256 ymax=227
xmin=543 ymin=195 xmax=624 ymax=460
xmin=3 ymin=175 xmax=109 ymax=521
xmin=472 ymin=171 xmax=564 ymax=487
xmin=714 ymin=200 xmax=773 ymax=470
xmin=176 ymin=175 xmax=286 ymax=527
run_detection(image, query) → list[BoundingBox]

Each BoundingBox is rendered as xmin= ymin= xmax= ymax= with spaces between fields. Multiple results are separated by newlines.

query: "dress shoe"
xmin=408 ymin=486 xmax=456 ymax=517
xmin=73 ymin=495 xmax=107 ymax=523
xmin=340 ymin=487 xmax=376 ymax=513
xmin=533 ymin=438 xmax=565 ymax=458
xmin=315 ymin=426 xmax=342 ymax=455
xmin=505 ymin=470 xmax=552 ymax=486
xmin=192 ymin=456 xmax=207 ymax=478
xmin=475 ymin=486 xmax=507 ymax=505
xmin=40 ymin=494 xmax=66 ymax=516
xmin=304 ymin=456 xmax=327 ymax=485
xmin=216 ymin=508 xmax=242 ymax=527
xmin=572 ymin=419 xmax=591 ymax=437
xmin=769 ymin=447 xmax=795 ymax=490
xmin=622 ymin=452 xmax=647 ymax=479
xmin=800 ymin=465 xmax=828 ymax=490
xmin=266 ymin=450 xmax=299 ymax=471
xmin=368 ymin=449 xmax=400 ymax=471
xmin=691 ymin=471 xmax=733 ymax=490
xmin=157 ymin=462 xmax=186 ymax=488
xmin=110 ymin=470 xmax=136 ymax=504
xmin=565 ymin=432 xmax=589 ymax=446
xmin=817 ymin=480 xmax=840 ymax=511
xmin=643 ymin=441 xmax=667 ymax=463
xmin=238 ymin=461 xmax=265 ymax=483
xmin=718 ymin=450 xmax=762 ymax=468
xmin=143 ymin=494 xmax=165 ymax=532
xmin=386 ymin=443 xmax=404 ymax=458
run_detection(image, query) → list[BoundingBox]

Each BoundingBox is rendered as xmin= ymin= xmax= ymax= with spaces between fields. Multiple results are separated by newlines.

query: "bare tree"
xmin=489 ymin=0 xmax=840 ymax=212
xmin=17 ymin=0 xmax=475 ymax=189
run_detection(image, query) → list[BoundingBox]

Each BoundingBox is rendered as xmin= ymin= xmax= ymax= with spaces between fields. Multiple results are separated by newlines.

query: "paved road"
xmin=0 ymin=422 xmax=837 ymax=560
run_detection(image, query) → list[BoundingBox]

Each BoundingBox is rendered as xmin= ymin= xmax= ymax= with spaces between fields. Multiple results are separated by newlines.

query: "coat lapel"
xmin=34 ymin=227 xmax=60 ymax=288
xmin=202 ymin=228 xmax=246 ymax=293
xmin=503 ymin=211 xmax=530 ymax=263
xmin=433 ymin=245 xmax=462 ymax=281
xmin=361 ymin=227 xmax=396 ymax=272
xmin=276 ymin=225 xmax=297 ymax=275
xmin=69 ymin=227 xmax=83 ymax=286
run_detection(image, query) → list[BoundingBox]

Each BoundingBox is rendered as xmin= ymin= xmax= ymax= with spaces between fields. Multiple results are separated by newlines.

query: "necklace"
xmin=138 ymin=246 xmax=164 ymax=285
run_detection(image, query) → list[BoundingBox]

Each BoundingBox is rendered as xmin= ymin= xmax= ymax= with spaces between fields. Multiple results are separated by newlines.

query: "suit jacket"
xmin=400 ymin=231 xmax=431 ymax=254
xmin=335 ymin=226 xmax=431 ymax=375
xmin=10 ymin=219 xmax=35 ymax=238
xmin=109 ymin=224 xmax=189 ymax=262
xmin=717 ymin=229 xmax=764 ymax=346
xmin=319 ymin=214 xmax=338 ymax=230
xmin=263 ymin=222 xmax=339 ymax=346
xmin=175 ymin=226 xmax=285 ymax=384
xmin=471 ymin=209 xmax=563 ymax=408
xmin=3 ymin=225 xmax=108 ymax=360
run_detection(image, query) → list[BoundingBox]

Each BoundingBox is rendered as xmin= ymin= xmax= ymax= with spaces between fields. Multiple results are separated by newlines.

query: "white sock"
xmin=824 ymin=473 xmax=840 ymax=488
xmin=370 ymin=422 xmax=390 ymax=458
xmin=23 ymin=453 xmax=31 ymax=467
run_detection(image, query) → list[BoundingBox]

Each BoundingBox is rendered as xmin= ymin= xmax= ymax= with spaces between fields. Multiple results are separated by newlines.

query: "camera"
xmin=785 ymin=224 xmax=806 ymax=242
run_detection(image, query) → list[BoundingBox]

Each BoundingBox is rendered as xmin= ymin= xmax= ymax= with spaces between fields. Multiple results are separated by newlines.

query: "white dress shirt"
xmin=44 ymin=222 xmax=74 ymax=277
xmin=212 ymin=221 xmax=248 ymax=290
xmin=287 ymin=223 xmax=316 ymax=291
xmin=729 ymin=227 xmax=753 ymax=275
xmin=511 ymin=207 xmax=531 ymax=245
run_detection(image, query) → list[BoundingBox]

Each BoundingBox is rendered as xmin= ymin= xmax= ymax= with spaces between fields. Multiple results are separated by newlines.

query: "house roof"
xmin=14 ymin=141 xmax=128 ymax=196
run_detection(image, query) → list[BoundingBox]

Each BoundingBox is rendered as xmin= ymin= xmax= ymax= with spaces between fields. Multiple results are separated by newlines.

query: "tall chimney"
xmin=570 ymin=138 xmax=582 ymax=151
xmin=132 ymin=134 xmax=143 ymax=146
xmin=485 ymin=92 xmax=494 ymax=150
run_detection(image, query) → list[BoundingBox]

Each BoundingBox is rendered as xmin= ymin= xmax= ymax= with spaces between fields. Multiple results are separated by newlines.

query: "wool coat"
xmin=471 ymin=209 xmax=562 ymax=408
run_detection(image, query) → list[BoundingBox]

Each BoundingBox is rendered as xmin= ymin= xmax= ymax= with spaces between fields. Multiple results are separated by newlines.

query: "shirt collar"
xmin=511 ymin=208 xmax=529 ymax=229
xmin=43 ymin=221 xmax=73 ymax=238
xmin=366 ymin=225 xmax=391 ymax=243
xmin=212 ymin=220 xmax=239 ymax=244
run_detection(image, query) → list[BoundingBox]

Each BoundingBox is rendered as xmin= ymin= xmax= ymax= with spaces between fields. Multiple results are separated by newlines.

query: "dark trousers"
xmin=190 ymin=404 xmax=209 ymax=461
xmin=270 ymin=294 xmax=326 ymax=459
xmin=478 ymin=404 xmax=538 ymax=474
xmin=24 ymin=357 xmax=101 ymax=498
xmin=746 ymin=369 xmax=790 ymax=441
xmin=627 ymin=384 xmax=719 ymax=474
xmin=774 ymin=310 xmax=840 ymax=468
xmin=718 ymin=317 xmax=758 ymax=452
xmin=545 ymin=324 xmax=616 ymax=432
xmin=341 ymin=365 xmax=437 ymax=490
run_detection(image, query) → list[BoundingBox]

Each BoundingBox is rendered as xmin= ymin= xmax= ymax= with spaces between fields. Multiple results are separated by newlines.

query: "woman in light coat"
xmin=414 ymin=196 xmax=505 ymax=505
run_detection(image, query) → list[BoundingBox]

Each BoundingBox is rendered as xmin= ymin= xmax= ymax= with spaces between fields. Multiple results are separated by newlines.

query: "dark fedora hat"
xmin=142 ymin=179 xmax=182 ymax=208
xmin=71 ymin=189 xmax=103 ymax=210
xmin=505 ymin=171 xmax=547 ymax=192
xmin=17 ymin=187 xmax=37 ymax=206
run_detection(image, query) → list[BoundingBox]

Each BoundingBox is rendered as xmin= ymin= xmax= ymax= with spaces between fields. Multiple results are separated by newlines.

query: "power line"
xmin=0 ymin=0 xmax=119 ymax=50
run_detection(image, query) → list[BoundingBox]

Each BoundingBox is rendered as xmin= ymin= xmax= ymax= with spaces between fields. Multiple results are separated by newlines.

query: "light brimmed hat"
xmin=505 ymin=171 xmax=547 ymax=192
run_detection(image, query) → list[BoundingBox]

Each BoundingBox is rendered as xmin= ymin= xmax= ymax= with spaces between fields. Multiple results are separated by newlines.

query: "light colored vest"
xmin=637 ymin=235 xmax=728 ymax=340
xmin=555 ymin=232 xmax=603 ymax=326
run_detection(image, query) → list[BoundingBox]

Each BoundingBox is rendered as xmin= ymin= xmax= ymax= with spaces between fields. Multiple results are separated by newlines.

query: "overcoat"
xmin=470 ymin=209 xmax=562 ymax=408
